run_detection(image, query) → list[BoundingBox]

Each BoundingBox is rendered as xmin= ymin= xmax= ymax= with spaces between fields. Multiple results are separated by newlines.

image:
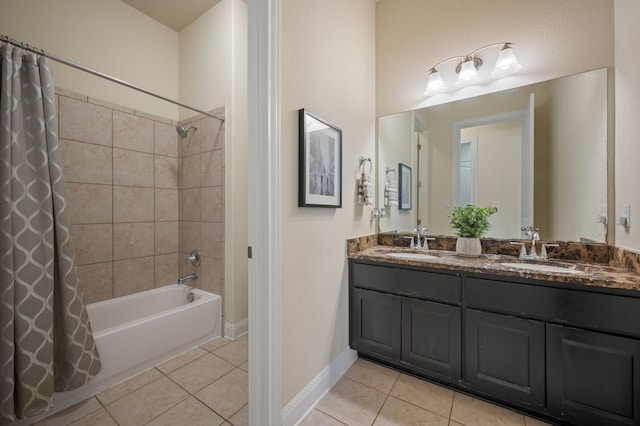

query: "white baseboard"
xmin=224 ymin=318 xmax=248 ymax=340
xmin=281 ymin=346 xmax=358 ymax=426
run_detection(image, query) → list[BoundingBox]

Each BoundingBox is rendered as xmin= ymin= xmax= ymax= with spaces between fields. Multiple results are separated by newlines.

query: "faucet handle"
xmin=510 ymin=241 xmax=527 ymax=259
xmin=185 ymin=249 xmax=201 ymax=267
xmin=540 ymin=243 xmax=559 ymax=260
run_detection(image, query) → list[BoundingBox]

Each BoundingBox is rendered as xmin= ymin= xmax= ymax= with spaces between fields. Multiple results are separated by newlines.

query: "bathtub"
xmin=23 ymin=284 xmax=221 ymax=425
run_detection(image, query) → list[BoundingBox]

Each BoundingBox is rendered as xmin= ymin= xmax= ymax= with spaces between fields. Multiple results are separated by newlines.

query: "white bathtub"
xmin=23 ymin=284 xmax=221 ymax=425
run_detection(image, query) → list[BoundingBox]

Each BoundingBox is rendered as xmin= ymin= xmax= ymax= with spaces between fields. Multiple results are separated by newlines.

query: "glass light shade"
xmin=455 ymin=59 xmax=481 ymax=87
xmin=424 ymin=69 xmax=446 ymax=96
xmin=492 ymin=45 xmax=522 ymax=77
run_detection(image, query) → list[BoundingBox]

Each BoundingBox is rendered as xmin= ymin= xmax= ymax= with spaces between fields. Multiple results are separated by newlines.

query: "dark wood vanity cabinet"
xmin=349 ymin=258 xmax=640 ymax=426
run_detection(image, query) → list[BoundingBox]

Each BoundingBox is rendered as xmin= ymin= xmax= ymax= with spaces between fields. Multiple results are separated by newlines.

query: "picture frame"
xmin=398 ymin=162 xmax=412 ymax=210
xmin=299 ymin=109 xmax=342 ymax=207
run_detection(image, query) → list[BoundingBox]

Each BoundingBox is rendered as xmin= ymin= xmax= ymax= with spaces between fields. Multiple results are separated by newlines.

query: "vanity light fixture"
xmin=424 ymin=43 xmax=521 ymax=97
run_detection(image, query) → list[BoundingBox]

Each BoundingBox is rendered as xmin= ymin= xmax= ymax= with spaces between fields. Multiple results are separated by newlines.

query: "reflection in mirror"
xmin=377 ymin=68 xmax=608 ymax=243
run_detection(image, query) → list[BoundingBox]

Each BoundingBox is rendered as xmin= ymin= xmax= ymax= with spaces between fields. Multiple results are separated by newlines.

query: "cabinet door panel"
xmin=466 ymin=309 xmax=545 ymax=408
xmin=351 ymin=288 xmax=401 ymax=360
xmin=401 ymin=298 xmax=461 ymax=381
xmin=547 ymin=324 xmax=640 ymax=425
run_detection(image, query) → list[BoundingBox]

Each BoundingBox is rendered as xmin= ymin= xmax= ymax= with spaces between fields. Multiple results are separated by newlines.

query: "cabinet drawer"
xmin=466 ymin=277 xmax=640 ymax=338
xmin=351 ymin=262 xmax=461 ymax=304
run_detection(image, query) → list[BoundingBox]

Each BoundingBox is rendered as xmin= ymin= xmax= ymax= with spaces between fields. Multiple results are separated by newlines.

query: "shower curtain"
xmin=0 ymin=44 xmax=101 ymax=423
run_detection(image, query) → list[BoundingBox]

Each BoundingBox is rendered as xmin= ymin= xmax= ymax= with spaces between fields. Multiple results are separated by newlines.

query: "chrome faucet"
xmin=411 ymin=228 xmax=421 ymax=249
xmin=419 ymin=226 xmax=435 ymax=250
xmin=178 ymin=273 xmax=198 ymax=285
xmin=512 ymin=226 xmax=558 ymax=260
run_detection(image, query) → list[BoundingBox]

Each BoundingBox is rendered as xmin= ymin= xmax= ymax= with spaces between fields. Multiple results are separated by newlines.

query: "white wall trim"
xmin=281 ymin=347 xmax=358 ymax=426
xmin=248 ymin=0 xmax=282 ymax=424
xmin=224 ymin=318 xmax=248 ymax=340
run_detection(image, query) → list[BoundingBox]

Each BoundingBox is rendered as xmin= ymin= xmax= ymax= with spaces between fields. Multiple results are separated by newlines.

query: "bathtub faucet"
xmin=178 ymin=273 xmax=198 ymax=285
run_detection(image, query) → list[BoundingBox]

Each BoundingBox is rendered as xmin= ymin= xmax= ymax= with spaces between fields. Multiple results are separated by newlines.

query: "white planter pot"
xmin=456 ymin=237 xmax=482 ymax=257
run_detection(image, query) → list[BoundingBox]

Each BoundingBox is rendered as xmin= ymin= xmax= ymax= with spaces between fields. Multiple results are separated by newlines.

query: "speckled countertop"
xmin=350 ymin=245 xmax=640 ymax=294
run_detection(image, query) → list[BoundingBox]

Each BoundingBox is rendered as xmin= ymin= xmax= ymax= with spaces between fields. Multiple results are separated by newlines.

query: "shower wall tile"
xmin=113 ymin=111 xmax=154 ymax=153
xmin=201 ymin=186 xmax=222 ymax=223
xmin=113 ymin=222 xmax=155 ymax=261
xmin=155 ymin=189 xmax=179 ymax=221
xmin=155 ymin=221 xmax=179 ymax=254
xmin=200 ymin=116 xmax=223 ymax=152
xmin=181 ymin=129 xmax=201 ymax=157
xmin=201 ymin=222 xmax=223 ymax=259
xmin=71 ymin=224 xmax=113 ymax=265
xmin=89 ymin=97 xmax=134 ymax=114
xmin=135 ymin=109 xmax=174 ymax=125
xmin=113 ymin=149 xmax=154 ymax=187
xmin=199 ymin=256 xmax=222 ymax=296
xmin=78 ymin=262 xmax=114 ymax=304
xmin=180 ymin=222 xmax=201 ymax=255
xmin=201 ymin=150 xmax=222 ymax=187
xmin=113 ymin=186 xmax=154 ymax=223
xmin=155 ymin=254 xmax=179 ymax=288
xmin=66 ymin=183 xmax=112 ymax=224
xmin=155 ymin=122 xmax=178 ymax=157
xmin=155 ymin=156 xmax=179 ymax=189
xmin=181 ymin=155 xmax=201 ymax=189
xmin=182 ymin=188 xmax=201 ymax=222
xmin=54 ymin=87 xmax=87 ymax=102
xmin=59 ymin=96 xmax=112 ymax=146
xmin=114 ymin=257 xmax=155 ymax=297
xmin=60 ymin=140 xmax=112 ymax=184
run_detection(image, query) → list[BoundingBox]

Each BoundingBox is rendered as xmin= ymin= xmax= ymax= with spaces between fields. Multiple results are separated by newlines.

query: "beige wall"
xmin=615 ymin=0 xmax=640 ymax=252
xmin=180 ymin=0 xmax=249 ymax=334
xmin=281 ymin=0 xmax=377 ymax=406
xmin=376 ymin=0 xmax=614 ymax=117
xmin=0 ymin=0 xmax=179 ymax=120
xmin=57 ymin=89 xmax=180 ymax=303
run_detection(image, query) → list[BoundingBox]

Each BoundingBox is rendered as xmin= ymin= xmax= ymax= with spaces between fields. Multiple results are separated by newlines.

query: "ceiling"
xmin=120 ymin=0 xmax=222 ymax=32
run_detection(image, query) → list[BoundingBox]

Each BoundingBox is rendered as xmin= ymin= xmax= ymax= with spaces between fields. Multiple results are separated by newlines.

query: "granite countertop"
xmin=350 ymin=245 xmax=640 ymax=293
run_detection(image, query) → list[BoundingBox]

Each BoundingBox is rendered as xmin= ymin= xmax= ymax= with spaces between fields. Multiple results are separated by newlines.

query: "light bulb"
xmin=424 ymin=69 xmax=446 ymax=96
xmin=492 ymin=44 xmax=522 ymax=77
xmin=455 ymin=58 xmax=481 ymax=87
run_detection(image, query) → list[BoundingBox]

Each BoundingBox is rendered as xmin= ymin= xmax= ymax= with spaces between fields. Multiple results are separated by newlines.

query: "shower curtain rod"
xmin=0 ymin=35 xmax=224 ymax=122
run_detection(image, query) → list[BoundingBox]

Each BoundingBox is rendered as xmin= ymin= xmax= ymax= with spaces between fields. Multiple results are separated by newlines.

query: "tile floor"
xmin=37 ymin=341 xmax=552 ymax=426
xmin=300 ymin=358 xmax=552 ymax=426
xmin=35 ymin=335 xmax=248 ymax=426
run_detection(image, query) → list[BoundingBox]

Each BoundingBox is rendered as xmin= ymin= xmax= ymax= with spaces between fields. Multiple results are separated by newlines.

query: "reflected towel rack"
xmin=359 ymin=156 xmax=372 ymax=174
xmin=385 ymin=167 xmax=396 ymax=180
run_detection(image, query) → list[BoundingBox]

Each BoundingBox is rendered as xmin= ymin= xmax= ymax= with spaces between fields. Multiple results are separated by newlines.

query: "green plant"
xmin=448 ymin=205 xmax=498 ymax=238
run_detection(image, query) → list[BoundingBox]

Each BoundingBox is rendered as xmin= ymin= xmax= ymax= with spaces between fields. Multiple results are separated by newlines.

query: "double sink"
xmin=385 ymin=250 xmax=585 ymax=274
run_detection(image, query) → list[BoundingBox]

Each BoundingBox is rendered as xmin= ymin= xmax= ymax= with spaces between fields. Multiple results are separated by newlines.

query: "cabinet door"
xmin=350 ymin=288 xmax=401 ymax=361
xmin=547 ymin=324 xmax=640 ymax=425
xmin=465 ymin=309 xmax=545 ymax=408
xmin=401 ymin=298 xmax=461 ymax=381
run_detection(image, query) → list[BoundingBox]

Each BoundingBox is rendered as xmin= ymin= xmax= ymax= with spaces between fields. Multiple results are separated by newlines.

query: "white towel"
xmin=358 ymin=173 xmax=374 ymax=206
xmin=385 ymin=182 xmax=398 ymax=207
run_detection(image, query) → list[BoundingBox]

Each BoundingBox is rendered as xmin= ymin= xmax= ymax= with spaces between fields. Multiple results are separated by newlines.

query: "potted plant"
xmin=448 ymin=204 xmax=498 ymax=256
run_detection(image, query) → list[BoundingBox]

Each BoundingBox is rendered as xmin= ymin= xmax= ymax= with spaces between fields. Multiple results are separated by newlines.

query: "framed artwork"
xmin=298 ymin=109 xmax=342 ymax=207
xmin=398 ymin=162 xmax=412 ymax=210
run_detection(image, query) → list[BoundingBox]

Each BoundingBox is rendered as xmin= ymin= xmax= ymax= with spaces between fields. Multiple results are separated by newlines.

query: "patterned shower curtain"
xmin=0 ymin=44 xmax=101 ymax=423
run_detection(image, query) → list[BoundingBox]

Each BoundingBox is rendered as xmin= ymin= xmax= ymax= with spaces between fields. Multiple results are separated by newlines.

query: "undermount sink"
xmin=386 ymin=252 xmax=440 ymax=261
xmin=502 ymin=262 xmax=584 ymax=274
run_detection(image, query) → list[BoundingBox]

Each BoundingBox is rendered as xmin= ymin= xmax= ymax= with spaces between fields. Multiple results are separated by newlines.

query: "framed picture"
xmin=398 ymin=162 xmax=412 ymax=210
xmin=299 ymin=109 xmax=342 ymax=207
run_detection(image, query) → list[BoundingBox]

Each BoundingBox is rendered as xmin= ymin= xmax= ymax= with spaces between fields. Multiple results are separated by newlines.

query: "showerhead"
xmin=176 ymin=124 xmax=199 ymax=139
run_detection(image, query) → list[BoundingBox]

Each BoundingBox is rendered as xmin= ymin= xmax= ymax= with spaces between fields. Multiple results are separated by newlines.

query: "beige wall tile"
xmin=70 ymin=224 xmax=112 ymax=265
xmin=60 ymin=140 xmax=112 ymax=184
xmin=199 ymin=256 xmax=222 ymax=295
xmin=200 ymin=150 xmax=222 ymax=187
xmin=55 ymin=88 xmax=87 ymax=101
xmin=155 ymin=189 xmax=179 ymax=221
xmin=88 ymin=97 xmax=134 ymax=114
xmin=155 ymin=156 xmax=179 ymax=189
xmin=59 ymin=96 xmax=112 ymax=146
xmin=180 ymin=124 xmax=201 ymax=157
xmin=66 ymin=183 xmax=112 ymax=224
xmin=200 ymin=116 xmax=223 ymax=153
xmin=155 ymin=253 xmax=179 ymax=287
xmin=201 ymin=223 xmax=223 ymax=259
xmin=181 ymin=188 xmax=201 ymax=222
xmin=78 ymin=262 xmax=113 ymax=304
xmin=181 ymin=155 xmax=200 ymax=189
xmin=113 ymin=257 xmax=155 ymax=297
xmin=201 ymin=186 xmax=222 ymax=223
xmin=113 ymin=222 xmax=154 ymax=260
xmin=180 ymin=222 xmax=201 ymax=254
xmin=113 ymin=186 xmax=154 ymax=223
xmin=113 ymin=148 xmax=154 ymax=187
xmin=155 ymin=122 xmax=178 ymax=157
xmin=113 ymin=110 xmax=154 ymax=153
xmin=155 ymin=222 xmax=179 ymax=254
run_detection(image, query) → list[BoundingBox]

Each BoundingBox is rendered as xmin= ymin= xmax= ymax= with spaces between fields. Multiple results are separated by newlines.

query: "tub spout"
xmin=178 ymin=273 xmax=198 ymax=285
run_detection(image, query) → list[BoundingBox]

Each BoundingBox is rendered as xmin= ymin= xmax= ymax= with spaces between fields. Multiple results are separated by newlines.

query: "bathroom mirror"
xmin=377 ymin=68 xmax=609 ymax=243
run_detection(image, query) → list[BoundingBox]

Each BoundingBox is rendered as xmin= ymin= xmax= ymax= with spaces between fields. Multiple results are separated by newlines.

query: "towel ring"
xmin=359 ymin=156 xmax=372 ymax=174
